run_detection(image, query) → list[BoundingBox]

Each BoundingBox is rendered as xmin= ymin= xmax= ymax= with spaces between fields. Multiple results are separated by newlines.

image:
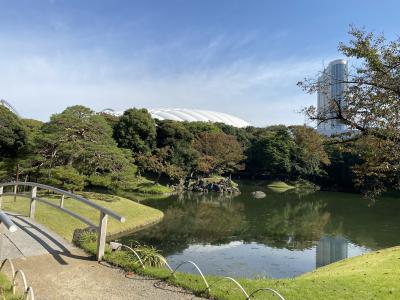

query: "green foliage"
xmin=29 ymin=106 xmax=138 ymax=191
xmin=0 ymin=105 xmax=27 ymax=158
xmin=136 ymin=147 xmax=186 ymax=182
xmin=130 ymin=242 xmax=166 ymax=268
xmin=194 ymin=132 xmax=245 ymax=176
xmin=215 ymin=122 xmax=252 ymax=148
xmin=289 ymin=125 xmax=330 ymax=177
xmin=156 ymin=120 xmax=193 ymax=147
xmin=299 ymin=26 xmax=400 ymax=196
xmin=183 ymin=121 xmax=221 ymax=137
xmin=113 ymin=108 xmax=157 ymax=154
xmin=246 ymin=127 xmax=293 ymax=177
xmin=44 ymin=166 xmax=86 ymax=191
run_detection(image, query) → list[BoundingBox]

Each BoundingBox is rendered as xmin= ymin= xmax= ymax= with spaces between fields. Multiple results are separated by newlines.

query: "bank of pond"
xmin=2 ymin=181 xmax=400 ymax=299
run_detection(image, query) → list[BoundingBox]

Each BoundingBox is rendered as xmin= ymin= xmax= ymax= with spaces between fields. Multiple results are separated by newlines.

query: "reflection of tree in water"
xmin=126 ymin=187 xmax=400 ymax=256
xmin=126 ymin=195 xmax=247 ymax=255
xmin=126 ymin=190 xmax=333 ymax=254
xmin=261 ymin=201 xmax=330 ymax=250
xmin=242 ymin=192 xmax=331 ymax=250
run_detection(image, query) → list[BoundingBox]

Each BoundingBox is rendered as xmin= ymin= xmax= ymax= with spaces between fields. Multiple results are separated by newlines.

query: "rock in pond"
xmin=251 ymin=191 xmax=266 ymax=199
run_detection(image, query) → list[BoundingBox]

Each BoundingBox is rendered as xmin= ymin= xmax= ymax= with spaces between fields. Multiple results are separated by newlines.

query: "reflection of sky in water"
xmin=167 ymin=238 xmax=369 ymax=278
xmin=126 ymin=188 xmax=400 ymax=278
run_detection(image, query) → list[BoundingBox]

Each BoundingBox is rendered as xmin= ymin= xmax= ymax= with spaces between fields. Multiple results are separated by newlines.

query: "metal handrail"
xmin=247 ymin=288 xmax=286 ymax=300
xmin=207 ymin=277 xmax=249 ymax=298
xmin=0 ymin=211 xmax=17 ymax=232
xmin=170 ymin=261 xmax=210 ymax=291
xmin=0 ymin=259 xmax=15 ymax=278
xmin=0 ymin=181 xmax=125 ymax=261
xmin=111 ymin=242 xmax=286 ymax=299
xmin=25 ymin=286 xmax=35 ymax=300
xmin=12 ymin=270 xmax=28 ymax=295
xmin=0 ymin=182 xmax=124 ymax=222
xmin=0 ymin=259 xmax=35 ymax=299
xmin=120 ymin=245 xmax=145 ymax=269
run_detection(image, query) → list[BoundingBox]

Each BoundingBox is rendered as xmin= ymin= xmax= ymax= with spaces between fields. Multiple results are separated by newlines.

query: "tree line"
xmin=0 ymin=103 xmax=362 ymax=193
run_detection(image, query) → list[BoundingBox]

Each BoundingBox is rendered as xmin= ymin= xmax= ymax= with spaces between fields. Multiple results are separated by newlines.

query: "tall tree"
xmin=35 ymin=106 xmax=137 ymax=190
xmin=0 ymin=106 xmax=27 ymax=158
xmin=289 ymin=126 xmax=330 ymax=178
xmin=298 ymin=26 xmax=400 ymax=196
xmin=113 ymin=108 xmax=156 ymax=154
xmin=194 ymin=132 xmax=244 ymax=176
xmin=246 ymin=127 xmax=293 ymax=177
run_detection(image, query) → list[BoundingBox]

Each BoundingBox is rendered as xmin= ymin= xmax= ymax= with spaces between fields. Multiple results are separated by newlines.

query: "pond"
xmin=120 ymin=182 xmax=400 ymax=279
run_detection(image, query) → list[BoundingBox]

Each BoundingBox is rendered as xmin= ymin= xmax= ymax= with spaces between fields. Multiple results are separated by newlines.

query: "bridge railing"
xmin=0 ymin=182 xmax=125 ymax=261
xmin=0 ymin=210 xmax=18 ymax=233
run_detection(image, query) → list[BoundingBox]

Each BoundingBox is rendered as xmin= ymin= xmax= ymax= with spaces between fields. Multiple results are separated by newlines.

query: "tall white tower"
xmin=317 ymin=59 xmax=348 ymax=136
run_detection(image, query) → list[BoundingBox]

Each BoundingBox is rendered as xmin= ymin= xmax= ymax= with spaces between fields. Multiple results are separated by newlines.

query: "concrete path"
xmin=1 ymin=212 xmax=74 ymax=261
xmin=1 ymin=213 xmax=203 ymax=300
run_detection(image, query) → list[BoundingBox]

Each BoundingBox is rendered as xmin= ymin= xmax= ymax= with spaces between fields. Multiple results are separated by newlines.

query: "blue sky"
xmin=0 ymin=0 xmax=399 ymax=126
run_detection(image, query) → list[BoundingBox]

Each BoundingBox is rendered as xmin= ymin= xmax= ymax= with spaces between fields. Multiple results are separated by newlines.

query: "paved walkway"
xmin=1 ymin=212 xmax=74 ymax=261
xmin=1 ymin=213 xmax=203 ymax=300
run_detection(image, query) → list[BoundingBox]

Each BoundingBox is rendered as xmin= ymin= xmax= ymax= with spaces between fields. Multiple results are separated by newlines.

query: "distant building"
xmin=317 ymin=59 xmax=348 ymax=136
xmin=316 ymin=235 xmax=348 ymax=268
xmin=103 ymin=108 xmax=252 ymax=128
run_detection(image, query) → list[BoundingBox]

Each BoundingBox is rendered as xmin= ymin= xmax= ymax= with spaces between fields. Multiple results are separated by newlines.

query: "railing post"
xmin=0 ymin=186 xmax=3 ymax=209
xmin=13 ymin=184 xmax=17 ymax=202
xmin=29 ymin=186 xmax=37 ymax=219
xmin=96 ymin=211 xmax=108 ymax=261
xmin=60 ymin=195 xmax=65 ymax=208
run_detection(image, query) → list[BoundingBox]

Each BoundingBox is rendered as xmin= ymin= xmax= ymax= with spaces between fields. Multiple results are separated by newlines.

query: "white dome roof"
xmin=149 ymin=108 xmax=251 ymax=128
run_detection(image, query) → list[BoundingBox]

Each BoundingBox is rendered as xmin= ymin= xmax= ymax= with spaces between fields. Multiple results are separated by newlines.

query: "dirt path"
xmin=2 ymin=213 xmax=203 ymax=299
xmin=13 ymin=248 xmax=203 ymax=300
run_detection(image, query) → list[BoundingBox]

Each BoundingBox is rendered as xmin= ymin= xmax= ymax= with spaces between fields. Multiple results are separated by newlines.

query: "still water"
xmin=121 ymin=182 xmax=400 ymax=278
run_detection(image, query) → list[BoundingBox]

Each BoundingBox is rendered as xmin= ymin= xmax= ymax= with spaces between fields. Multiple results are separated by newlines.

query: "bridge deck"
xmin=0 ymin=212 xmax=75 ymax=260
xmin=0 ymin=212 xmax=202 ymax=299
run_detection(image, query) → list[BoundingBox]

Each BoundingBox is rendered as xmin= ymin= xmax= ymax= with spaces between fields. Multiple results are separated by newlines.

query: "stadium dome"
xmin=149 ymin=108 xmax=251 ymax=128
xmin=104 ymin=108 xmax=251 ymax=128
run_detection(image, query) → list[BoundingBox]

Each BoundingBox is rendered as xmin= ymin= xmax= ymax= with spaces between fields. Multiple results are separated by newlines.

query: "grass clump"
xmin=267 ymin=181 xmax=295 ymax=192
xmin=0 ymin=272 xmax=23 ymax=299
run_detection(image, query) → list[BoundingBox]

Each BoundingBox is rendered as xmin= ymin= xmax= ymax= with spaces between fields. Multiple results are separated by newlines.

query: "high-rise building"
xmin=316 ymin=235 xmax=348 ymax=268
xmin=317 ymin=59 xmax=348 ymax=136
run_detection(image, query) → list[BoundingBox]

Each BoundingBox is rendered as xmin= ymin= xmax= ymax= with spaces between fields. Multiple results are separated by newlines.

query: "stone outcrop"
xmin=174 ymin=177 xmax=240 ymax=194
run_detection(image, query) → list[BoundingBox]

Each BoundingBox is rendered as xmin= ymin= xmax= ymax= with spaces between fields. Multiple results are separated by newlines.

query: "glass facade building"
xmin=317 ymin=59 xmax=348 ymax=136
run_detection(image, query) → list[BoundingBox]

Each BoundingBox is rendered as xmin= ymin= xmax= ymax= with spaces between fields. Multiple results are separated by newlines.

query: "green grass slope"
xmin=2 ymin=193 xmax=163 ymax=240
xmin=79 ymin=238 xmax=400 ymax=300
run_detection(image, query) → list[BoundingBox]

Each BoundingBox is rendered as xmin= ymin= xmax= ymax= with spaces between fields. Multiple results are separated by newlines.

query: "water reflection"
xmin=121 ymin=183 xmax=400 ymax=278
xmin=316 ymin=235 xmax=348 ymax=268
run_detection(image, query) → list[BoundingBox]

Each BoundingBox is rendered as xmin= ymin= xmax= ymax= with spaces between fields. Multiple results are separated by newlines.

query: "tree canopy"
xmin=299 ymin=26 xmax=400 ymax=196
xmin=113 ymin=108 xmax=157 ymax=154
xmin=194 ymin=132 xmax=245 ymax=176
xmin=0 ymin=105 xmax=27 ymax=158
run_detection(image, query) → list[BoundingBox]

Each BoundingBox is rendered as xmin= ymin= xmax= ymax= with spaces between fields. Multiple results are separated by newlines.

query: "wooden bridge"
xmin=0 ymin=182 xmax=204 ymax=299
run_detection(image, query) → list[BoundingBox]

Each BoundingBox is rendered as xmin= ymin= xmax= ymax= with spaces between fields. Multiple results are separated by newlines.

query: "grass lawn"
xmin=131 ymin=177 xmax=173 ymax=194
xmin=1 ymin=193 xmax=163 ymax=241
xmin=78 ymin=236 xmax=400 ymax=300
xmin=267 ymin=181 xmax=295 ymax=192
xmin=0 ymin=272 xmax=22 ymax=299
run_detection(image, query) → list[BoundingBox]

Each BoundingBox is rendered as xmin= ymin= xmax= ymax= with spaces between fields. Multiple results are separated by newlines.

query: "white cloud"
xmin=0 ymin=34 xmax=327 ymax=126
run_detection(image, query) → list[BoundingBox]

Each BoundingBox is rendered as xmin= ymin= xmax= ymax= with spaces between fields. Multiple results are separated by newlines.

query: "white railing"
xmin=0 ymin=259 xmax=35 ymax=299
xmin=114 ymin=242 xmax=286 ymax=300
xmin=0 ymin=182 xmax=125 ymax=261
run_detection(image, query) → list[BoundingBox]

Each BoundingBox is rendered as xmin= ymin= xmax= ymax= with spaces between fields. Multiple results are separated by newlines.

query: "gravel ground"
xmin=12 ymin=248 xmax=205 ymax=300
